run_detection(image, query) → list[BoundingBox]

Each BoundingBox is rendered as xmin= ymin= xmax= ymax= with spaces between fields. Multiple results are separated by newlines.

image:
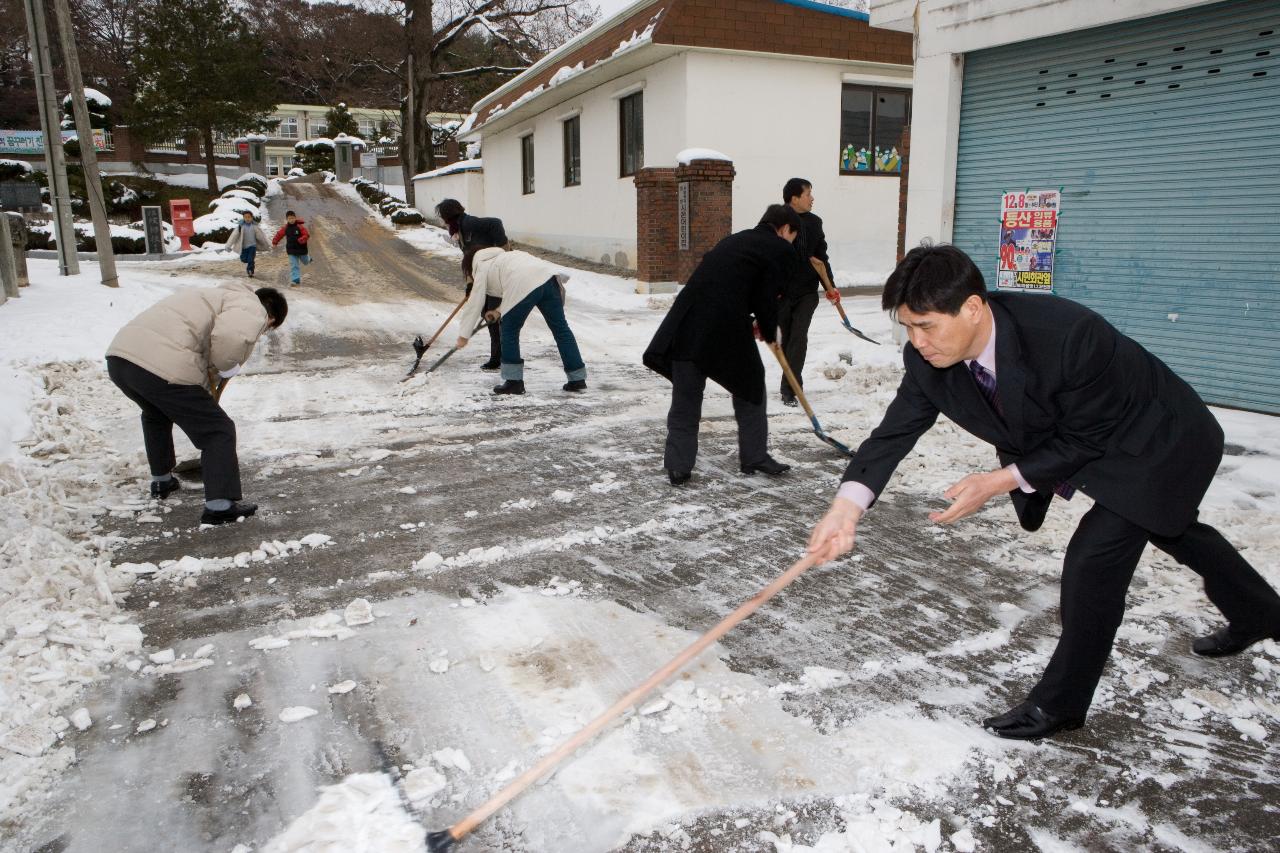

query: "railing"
xmin=147 ymin=137 xmax=186 ymax=154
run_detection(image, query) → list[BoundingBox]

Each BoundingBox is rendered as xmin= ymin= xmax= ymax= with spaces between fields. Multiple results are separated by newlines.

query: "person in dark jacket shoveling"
xmin=643 ymin=204 xmax=800 ymax=486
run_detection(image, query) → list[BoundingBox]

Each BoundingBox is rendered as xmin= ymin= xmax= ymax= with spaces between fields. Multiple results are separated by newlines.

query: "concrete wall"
xmin=479 ymin=53 xmax=690 ymax=268
xmin=412 ymin=169 xmax=486 ymax=221
xmin=682 ymin=51 xmax=910 ymax=276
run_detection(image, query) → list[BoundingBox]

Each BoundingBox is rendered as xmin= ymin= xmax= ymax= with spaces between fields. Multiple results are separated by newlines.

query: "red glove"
xmin=752 ymin=321 xmax=763 ymax=341
xmin=825 ymin=289 xmax=841 ymax=304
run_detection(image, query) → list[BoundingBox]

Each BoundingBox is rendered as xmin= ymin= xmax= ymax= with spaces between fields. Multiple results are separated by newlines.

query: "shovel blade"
xmin=809 ymin=415 xmax=855 ymax=458
xmin=840 ymin=318 xmax=880 ymax=345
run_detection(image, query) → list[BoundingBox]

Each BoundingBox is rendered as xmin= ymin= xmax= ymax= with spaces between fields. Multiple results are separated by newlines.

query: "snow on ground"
xmin=3 ymin=195 xmax=1279 ymax=851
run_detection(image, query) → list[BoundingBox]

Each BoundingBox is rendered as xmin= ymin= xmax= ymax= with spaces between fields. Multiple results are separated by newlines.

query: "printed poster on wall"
xmin=997 ymin=189 xmax=1060 ymax=292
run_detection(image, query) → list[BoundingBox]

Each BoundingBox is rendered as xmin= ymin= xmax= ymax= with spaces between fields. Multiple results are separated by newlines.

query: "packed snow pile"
xmin=0 ymin=362 xmax=144 ymax=824
xmin=260 ymin=772 xmax=424 ymax=853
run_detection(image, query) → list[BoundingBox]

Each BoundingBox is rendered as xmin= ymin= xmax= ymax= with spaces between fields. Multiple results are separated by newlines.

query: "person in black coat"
xmin=777 ymin=178 xmax=839 ymax=407
xmin=436 ymin=199 xmax=508 ymax=370
xmin=644 ymin=205 xmax=801 ymax=486
xmin=807 ymin=243 xmax=1280 ymax=740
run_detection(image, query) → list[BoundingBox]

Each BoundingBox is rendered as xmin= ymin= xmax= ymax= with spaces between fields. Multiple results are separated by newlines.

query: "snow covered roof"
xmin=467 ymin=0 xmax=905 ymax=138
xmin=412 ymin=159 xmax=484 ymax=181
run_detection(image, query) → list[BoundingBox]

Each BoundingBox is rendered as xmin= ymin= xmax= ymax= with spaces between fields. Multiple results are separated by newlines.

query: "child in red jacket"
xmin=272 ymin=210 xmax=311 ymax=286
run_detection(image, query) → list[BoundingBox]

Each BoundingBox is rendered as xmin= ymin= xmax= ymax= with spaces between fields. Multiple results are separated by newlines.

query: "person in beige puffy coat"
xmin=224 ymin=210 xmax=270 ymax=278
xmin=106 ymin=281 xmax=288 ymax=525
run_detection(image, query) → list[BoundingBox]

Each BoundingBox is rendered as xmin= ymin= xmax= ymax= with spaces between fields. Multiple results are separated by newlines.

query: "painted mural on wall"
xmin=840 ymin=145 xmax=902 ymax=173
xmin=997 ymin=189 xmax=1060 ymax=292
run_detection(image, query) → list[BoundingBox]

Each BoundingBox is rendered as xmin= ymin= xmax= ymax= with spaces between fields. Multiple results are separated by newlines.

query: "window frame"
xmin=520 ymin=133 xmax=535 ymax=195
xmin=838 ymin=84 xmax=911 ymax=177
xmin=563 ymin=115 xmax=581 ymax=187
xmin=619 ymin=92 xmax=643 ymax=178
xmin=278 ymin=117 xmax=299 ymax=139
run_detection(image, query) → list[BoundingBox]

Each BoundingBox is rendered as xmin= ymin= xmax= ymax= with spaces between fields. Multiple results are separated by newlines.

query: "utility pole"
xmin=50 ymin=0 xmax=117 ymax=287
xmin=405 ymin=51 xmax=416 ymax=207
xmin=22 ymin=0 xmax=79 ymax=276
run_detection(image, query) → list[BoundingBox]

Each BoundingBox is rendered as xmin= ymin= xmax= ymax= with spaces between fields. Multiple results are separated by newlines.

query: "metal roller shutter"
xmin=951 ymin=0 xmax=1279 ymax=413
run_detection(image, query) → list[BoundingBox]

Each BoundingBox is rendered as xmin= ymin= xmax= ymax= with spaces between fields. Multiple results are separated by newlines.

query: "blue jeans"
xmin=239 ymin=245 xmax=257 ymax=275
xmin=288 ymin=253 xmax=311 ymax=282
xmin=499 ymin=277 xmax=586 ymax=382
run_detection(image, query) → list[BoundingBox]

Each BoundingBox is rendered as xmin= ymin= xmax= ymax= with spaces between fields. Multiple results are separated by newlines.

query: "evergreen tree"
xmin=129 ymin=0 xmax=280 ymax=192
xmin=324 ymin=102 xmax=360 ymax=138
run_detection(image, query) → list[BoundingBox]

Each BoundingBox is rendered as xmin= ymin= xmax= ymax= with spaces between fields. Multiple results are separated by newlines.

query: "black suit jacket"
xmin=783 ymin=211 xmax=833 ymax=299
xmin=643 ymin=225 xmax=791 ymax=404
xmin=842 ymin=293 xmax=1224 ymax=538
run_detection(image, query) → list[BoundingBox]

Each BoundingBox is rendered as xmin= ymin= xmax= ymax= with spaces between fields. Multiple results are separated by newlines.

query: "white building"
xmin=877 ymin=0 xmax=1279 ymax=413
xmin=418 ymin=0 xmax=913 ymax=277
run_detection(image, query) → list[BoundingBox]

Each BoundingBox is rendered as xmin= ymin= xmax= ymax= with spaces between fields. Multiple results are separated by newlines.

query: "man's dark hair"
xmin=782 ymin=178 xmax=811 ymax=204
xmin=285 ymin=210 xmax=296 ymax=218
xmin=256 ymin=287 xmax=288 ymax=328
xmin=758 ymin=203 xmax=803 ymax=234
xmin=435 ymin=198 xmax=465 ymax=225
xmin=882 ymin=243 xmax=987 ymax=315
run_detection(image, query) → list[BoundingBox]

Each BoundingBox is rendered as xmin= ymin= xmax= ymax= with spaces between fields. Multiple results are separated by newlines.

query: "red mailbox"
xmin=170 ymin=199 xmax=195 ymax=251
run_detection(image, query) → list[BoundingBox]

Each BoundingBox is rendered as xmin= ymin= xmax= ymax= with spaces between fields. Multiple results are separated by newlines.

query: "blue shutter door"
xmin=952 ymin=0 xmax=1280 ymax=413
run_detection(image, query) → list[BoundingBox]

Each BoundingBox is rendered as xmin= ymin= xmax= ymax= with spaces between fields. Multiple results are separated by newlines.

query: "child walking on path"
xmin=272 ymin=210 xmax=311 ymax=286
xmin=456 ymin=246 xmax=587 ymax=396
xmin=224 ymin=210 xmax=269 ymax=278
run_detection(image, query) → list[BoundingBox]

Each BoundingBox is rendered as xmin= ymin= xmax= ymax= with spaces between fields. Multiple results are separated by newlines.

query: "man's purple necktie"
xmin=969 ymin=361 xmax=1074 ymax=500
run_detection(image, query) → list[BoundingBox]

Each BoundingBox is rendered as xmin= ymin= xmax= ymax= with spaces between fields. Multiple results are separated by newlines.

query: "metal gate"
xmin=952 ymin=0 xmax=1279 ymax=413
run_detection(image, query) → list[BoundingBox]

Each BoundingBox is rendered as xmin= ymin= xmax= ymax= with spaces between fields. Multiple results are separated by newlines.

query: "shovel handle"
xmin=422 ymin=297 xmax=468 ymax=351
xmin=769 ymin=342 xmax=819 ymax=421
xmin=810 ymin=257 xmax=852 ymax=323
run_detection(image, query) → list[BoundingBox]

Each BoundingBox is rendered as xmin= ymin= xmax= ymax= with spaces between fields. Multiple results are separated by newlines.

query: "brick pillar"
xmin=633 ymin=167 xmax=678 ymax=294
xmin=111 ymin=125 xmax=146 ymax=163
xmin=444 ymin=138 xmax=460 ymax=166
xmin=184 ymin=133 xmax=203 ymax=164
xmin=896 ymin=125 xmax=911 ymax=262
xmin=674 ymin=159 xmax=735 ymax=285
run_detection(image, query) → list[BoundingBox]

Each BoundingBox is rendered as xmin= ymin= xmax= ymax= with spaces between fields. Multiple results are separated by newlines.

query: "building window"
xmin=521 ymin=133 xmax=535 ymax=195
xmin=839 ymin=85 xmax=910 ymax=174
xmin=358 ymin=119 xmax=376 ymax=138
xmin=311 ymin=121 xmax=328 ymax=138
xmin=563 ymin=116 xmax=581 ymax=187
xmin=278 ymin=117 xmax=298 ymax=139
xmin=619 ymin=92 xmax=643 ymax=177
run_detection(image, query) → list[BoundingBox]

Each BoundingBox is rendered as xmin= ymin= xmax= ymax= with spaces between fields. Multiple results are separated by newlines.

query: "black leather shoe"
xmin=741 ymin=457 xmax=791 ymax=476
xmin=151 ymin=476 xmax=181 ymax=500
xmin=563 ymin=380 xmax=587 ymax=393
xmin=480 ymin=359 xmax=501 ymax=371
xmin=982 ymin=701 xmax=1084 ymax=740
xmin=200 ymin=501 xmax=258 ymax=526
xmin=781 ymin=396 xmax=798 ymax=408
xmin=492 ymin=380 xmax=525 ymax=395
xmin=667 ymin=470 xmax=691 ymax=487
xmin=1192 ymin=624 xmax=1279 ymax=657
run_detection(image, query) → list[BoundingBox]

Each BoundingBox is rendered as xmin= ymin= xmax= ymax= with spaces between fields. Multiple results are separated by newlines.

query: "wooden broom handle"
xmin=441 ymin=551 xmax=823 ymax=844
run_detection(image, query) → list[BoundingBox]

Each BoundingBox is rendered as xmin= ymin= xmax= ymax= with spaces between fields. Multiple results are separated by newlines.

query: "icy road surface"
xmin=3 ymin=182 xmax=1278 ymax=852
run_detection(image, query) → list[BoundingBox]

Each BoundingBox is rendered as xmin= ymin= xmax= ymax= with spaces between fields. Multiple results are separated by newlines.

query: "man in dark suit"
xmin=807 ymin=243 xmax=1280 ymax=739
xmin=777 ymin=178 xmax=839 ymax=407
xmin=644 ymin=205 xmax=801 ymax=486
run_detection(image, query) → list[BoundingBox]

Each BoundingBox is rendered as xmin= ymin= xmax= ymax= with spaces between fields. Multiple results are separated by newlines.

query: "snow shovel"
xmin=402 ymin=297 xmax=469 ymax=382
xmin=811 ymin=258 xmax=879 ymax=346
xmin=424 ymin=550 xmax=824 ymax=851
xmin=769 ymin=342 xmax=855 ymax=458
xmin=413 ymin=316 xmax=497 ymax=379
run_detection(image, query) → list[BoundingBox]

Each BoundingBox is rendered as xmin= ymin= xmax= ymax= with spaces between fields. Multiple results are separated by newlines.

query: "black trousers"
xmin=777 ymin=290 xmax=820 ymax=399
xmin=106 ymin=356 xmax=242 ymax=502
xmin=663 ymin=360 xmax=768 ymax=473
xmin=1028 ymin=503 xmax=1280 ymax=717
xmin=483 ymin=295 xmax=502 ymax=364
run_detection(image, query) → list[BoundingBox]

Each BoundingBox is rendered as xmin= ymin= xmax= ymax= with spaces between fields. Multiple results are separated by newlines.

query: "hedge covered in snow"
xmin=350 ymin=178 xmax=423 ymax=226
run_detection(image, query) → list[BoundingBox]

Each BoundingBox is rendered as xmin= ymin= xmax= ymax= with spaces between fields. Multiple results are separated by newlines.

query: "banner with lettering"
xmin=996 ymin=189 xmax=1060 ymax=293
xmin=0 ymin=129 xmax=107 ymax=155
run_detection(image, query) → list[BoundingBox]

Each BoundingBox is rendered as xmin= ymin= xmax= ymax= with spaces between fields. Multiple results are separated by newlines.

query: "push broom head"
xmin=426 ymin=830 xmax=456 ymax=851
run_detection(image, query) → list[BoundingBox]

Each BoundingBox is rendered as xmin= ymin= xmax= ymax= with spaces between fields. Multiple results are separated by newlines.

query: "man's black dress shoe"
xmin=151 ymin=475 xmax=181 ymax=500
xmin=667 ymin=470 xmax=691 ymax=487
xmin=982 ymin=701 xmax=1084 ymax=740
xmin=1192 ymin=624 xmax=1279 ymax=657
xmin=200 ymin=501 xmax=258 ymax=526
xmin=740 ymin=457 xmax=791 ymax=476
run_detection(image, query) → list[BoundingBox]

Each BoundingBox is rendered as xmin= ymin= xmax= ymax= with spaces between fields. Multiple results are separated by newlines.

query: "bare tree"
xmin=398 ymin=0 xmax=598 ymax=195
